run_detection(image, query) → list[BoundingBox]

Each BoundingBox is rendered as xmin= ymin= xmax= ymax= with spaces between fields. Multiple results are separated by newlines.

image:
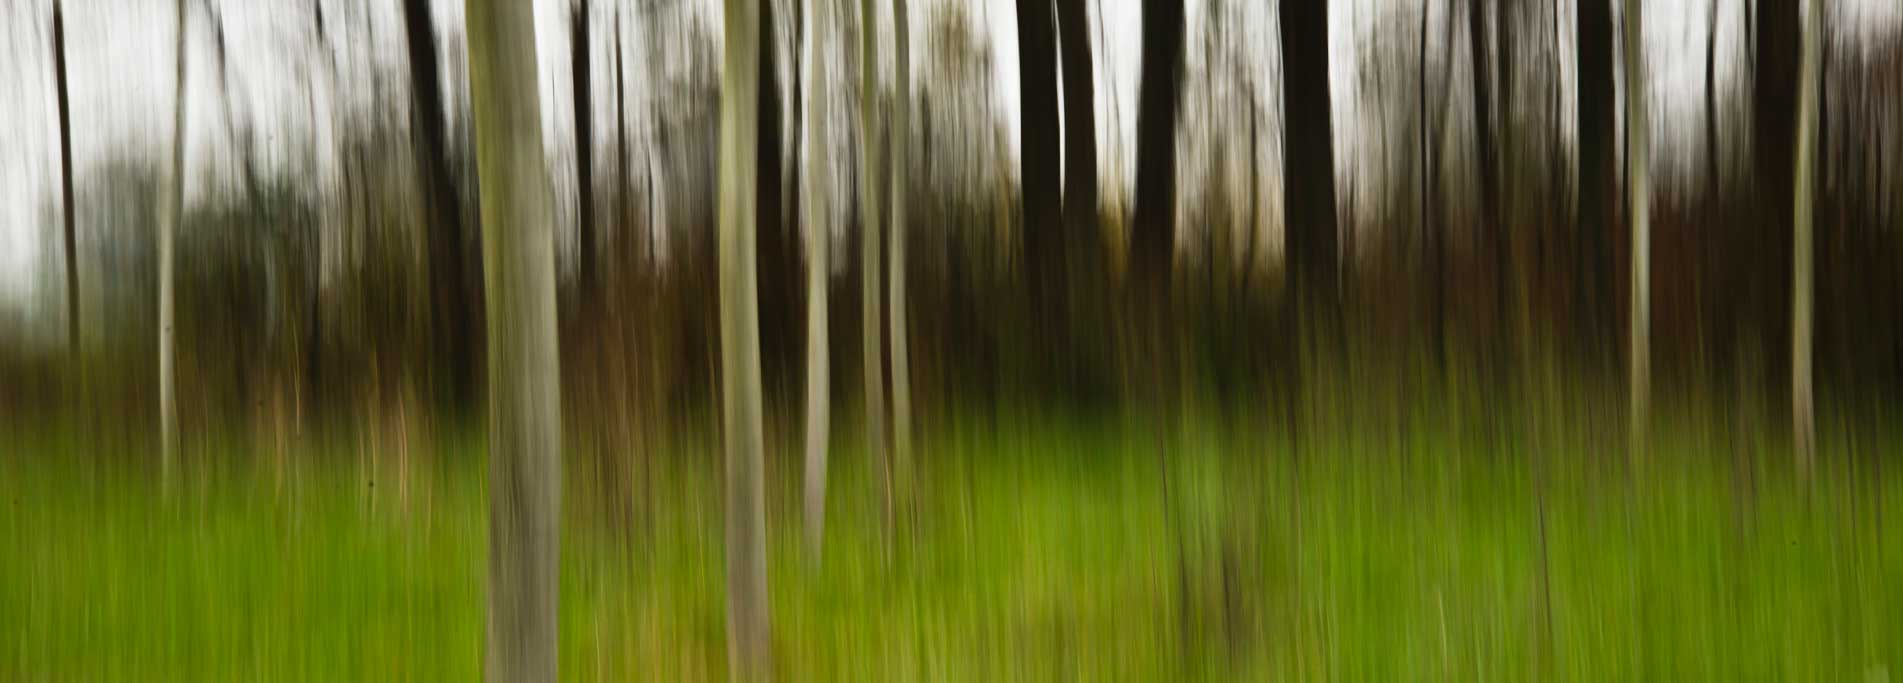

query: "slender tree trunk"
xmin=465 ymin=0 xmax=564 ymax=679
xmin=859 ymin=0 xmax=891 ymax=537
xmin=1624 ymin=0 xmax=1650 ymax=460
xmin=1018 ymin=0 xmax=1064 ymax=325
xmin=615 ymin=9 xmax=631 ymax=275
xmin=1422 ymin=0 xmax=1445 ymax=371
xmin=1468 ymin=0 xmax=1506 ymax=378
xmin=718 ymin=0 xmax=772 ymax=674
xmin=572 ymin=0 xmax=597 ymax=310
xmin=888 ymin=0 xmax=915 ymax=526
xmin=1056 ymin=0 xmax=1098 ymax=248
xmin=55 ymin=0 xmax=79 ymax=366
xmin=803 ymin=0 xmax=833 ymax=559
xmin=404 ymin=0 xmax=477 ymax=410
xmin=757 ymin=0 xmax=793 ymax=392
xmin=1282 ymin=0 xmax=1340 ymax=327
xmin=1793 ymin=0 xmax=1820 ymax=474
xmin=1577 ymin=0 xmax=1614 ymax=364
xmin=1133 ymin=0 xmax=1185 ymax=653
xmin=160 ymin=0 xmax=188 ymax=480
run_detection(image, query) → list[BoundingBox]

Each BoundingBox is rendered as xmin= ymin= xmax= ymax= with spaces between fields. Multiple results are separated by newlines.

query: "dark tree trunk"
xmin=1753 ymin=0 xmax=1800 ymax=389
xmin=1470 ymin=0 xmax=1507 ymax=369
xmin=1056 ymin=0 xmax=1098 ymax=246
xmin=757 ymin=0 xmax=795 ymax=394
xmin=572 ymin=1 xmax=597 ymax=311
xmin=1280 ymin=0 xmax=1340 ymax=315
xmin=1577 ymin=0 xmax=1614 ymax=362
xmin=1018 ymin=0 xmax=1064 ymax=312
xmin=403 ymin=0 xmax=478 ymax=410
xmin=55 ymin=0 xmax=78 ymax=363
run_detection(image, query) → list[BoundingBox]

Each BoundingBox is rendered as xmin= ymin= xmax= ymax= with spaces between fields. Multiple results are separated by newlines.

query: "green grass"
xmin=2 ymin=417 xmax=1899 ymax=680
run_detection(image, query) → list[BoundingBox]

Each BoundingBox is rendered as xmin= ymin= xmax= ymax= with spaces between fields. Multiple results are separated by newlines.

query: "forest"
xmin=1 ymin=0 xmax=1901 ymax=679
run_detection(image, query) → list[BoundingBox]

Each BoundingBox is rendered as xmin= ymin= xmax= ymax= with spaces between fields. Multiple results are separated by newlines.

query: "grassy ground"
xmin=2 ymin=415 xmax=1898 ymax=680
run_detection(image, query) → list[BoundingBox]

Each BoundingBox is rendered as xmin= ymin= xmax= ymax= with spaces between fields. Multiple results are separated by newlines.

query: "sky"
xmin=1 ymin=0 xmax=1898 ymax=314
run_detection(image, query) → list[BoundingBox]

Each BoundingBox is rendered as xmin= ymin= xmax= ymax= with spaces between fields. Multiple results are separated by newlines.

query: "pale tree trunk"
xmin=160 ymin=0 xmax=189 ymax=480
xmin=802 ymin=0 xmax=833 ymax=560
xmin=858 ymin=0 xmax=891 ymax=537
xmin=717 ymin=0 xmax=772 ymax=676
xmin=464 ymin=0 xmax=564 ymax=680
xmin=1624 ymin=0 xmax=1649 ymax=462
xmin=1793 ymin=0 xmax=1819 ymax=475
xmin=888 ymin=0 xmax=914 ymax=526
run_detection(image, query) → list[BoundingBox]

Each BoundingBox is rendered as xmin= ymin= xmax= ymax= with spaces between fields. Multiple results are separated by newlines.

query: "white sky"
xmin=1 ymin=0 xmax=1899 ymax=313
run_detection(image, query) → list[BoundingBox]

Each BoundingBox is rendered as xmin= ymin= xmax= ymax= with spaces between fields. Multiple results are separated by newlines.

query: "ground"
xmin=3 ymin=415 xmax=1898 ymax=680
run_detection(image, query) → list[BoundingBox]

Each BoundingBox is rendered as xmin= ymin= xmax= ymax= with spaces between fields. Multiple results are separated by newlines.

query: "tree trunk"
xmin=465 ymin=0 xmax=564 ymax=679
xmin=888 ymin=0 xmax=915 ymax=526
xmin=718 ymin=0 xmax=773 ymax=675
xmin=404 ymin=0 xmax=478 ymax=410
xmin=1018 ymin=0 xmax=1064 ymax=321
xmin=1793 ymin=0 xmax=1820 ymax=474
xmin=1281 ymin=0 xmax=1339 ymax=322
xmin=858 ymin=0 xmax=891 ymax=537
xmin=1624 ymin=0 xmax=1650 ymax=459
xmin=55 ymin=0 xmax=79 ymax=365
xmin=1469 ymin=0 xmax=1506 ymax=375
xmin=758 ymin=0 xmax=795 ymax=395
xmin=615 ymin=8 xmax=632 ymax=274
xmin=1422 ymin=0 xmax=1446 ymax=371
xmin=160 ymin=0 xmax=188 ymax=481
xmin=1056 ymin=0 xmax=1098 ymax=247
xmin=1577 ymin=0 xmax=1614 ymax=363
xmin=1133 ymin=0 xmax=1185 ymax=652
xmin=572 ymin=0 xmax=597 ymax=311
xmin=803 ymin=0 xmax=833 ymax=559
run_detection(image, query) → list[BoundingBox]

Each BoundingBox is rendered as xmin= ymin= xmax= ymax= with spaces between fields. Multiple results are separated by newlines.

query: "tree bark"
xmin=1577 ymin=0 xmax=1614 ymax=362
xmin=465 ymin=0 xmax=564 ymax=679
xmin=1280 ymin=0 xmax=1339 ymax=318
xmin=160 ymin=0 xmax=188 ymax=481
xmin=55 ymin=0 xmax=79 ymax=365
xmin=859 ymin=0 xmax=892 ymax=537
xmin=1624 ymin=0 xmax=1650 ymax=459
xmin=803 ymin=0 xmax=832 ymax=559
xmin=888 ymin=0 xmax=915 ymax=524
xmin=1018 ymin=0 xmax=1064 ymax=319
xmin=572 ymin=0 xmax=597 ymax=310
xmin=404 ymin=0 xmax=478 ymax=410
xmin=1793 ymin=0 xmax=1820 ymax=474
xmin=1469 ymin=0 xmax=1506 ymax=371
xmin=718 ymin=0 xmax=773 ymax=675
xmin=1056 ymin=0 xmax=1098 ymax=245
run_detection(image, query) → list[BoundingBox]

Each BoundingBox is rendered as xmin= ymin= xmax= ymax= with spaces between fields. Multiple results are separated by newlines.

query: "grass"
xmin=2 ymin=413 xmax=1899 ymax=680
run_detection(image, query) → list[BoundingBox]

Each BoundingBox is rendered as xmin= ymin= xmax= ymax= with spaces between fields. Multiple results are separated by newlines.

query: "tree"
xmin=160 ymin=0 xmax=190 ymax=479
xmin=572 ymin=0 xmax=598 ymax=310
xmin=717 ymin=0 xmax=772 ymax=674
xmin=1055 ymin=0 xmax=1097 ymax=244
xmin=1468 ymin=0 xmax=1507 ymax=372
xmin=54 ymin=0 xmax=78 ymax=365
xmin=403 ymin=0 xmax=478 ymax=410
xmin=889 ymin=0 xmax=916 ymax=522
xmin=803 ymin=0 xmax=833 ymax=558
xmin=464 ymin=0 xmax=564 ymax=678
xmin=1577 ymin=0 xmax=1614 ymax=361
xmin=1750 ymin=0 xmax=1801 ymax=469
xmin=1624 ymin=0 xmax=1649 ymax=458
xmin=859 ymin=0 xmax=892 ymax=536
xmin=1793 ymin=0 xmax=1821 ymax=472
xmin=1017 ymin=0 xmax=1063 ymax=321
xmin=1280 ymin=0 xmax=1339 ymax=322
